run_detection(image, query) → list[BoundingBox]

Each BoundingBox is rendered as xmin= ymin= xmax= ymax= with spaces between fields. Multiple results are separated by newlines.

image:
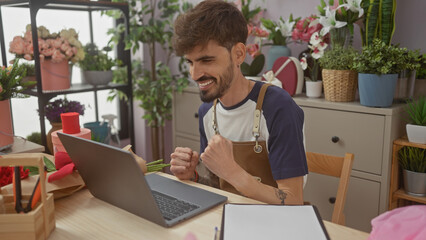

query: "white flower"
xmin=319 ymin=7 xmax=347 ymax=36
xmin=310 ymin=32 xmax=322 ymax=45
xmin=278 ymin=18 xmax=295 ymax=37
xmin=300 ymin=57 xmax=308 ymax=70
xmin=308 ymin=45 xmax=324 ymax=59
xmin=339 ymin=0 xmax=364 ymax=18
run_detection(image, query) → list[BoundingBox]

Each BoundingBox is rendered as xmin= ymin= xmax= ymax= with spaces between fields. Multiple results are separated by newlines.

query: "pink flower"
xmin=247 ymin=24 xmax=254 ymax=35
xmin=9 ymin=36 xmax=26 ymax=55
xmin=52 ymin=50 xmax=66 ymax=63
xmin=253 ymin=27 xmax=269 ymax=38
xmin=24 ymin=54 xmax=32 ymax=61
xmin=246 ymin=44 xmax=261 ymax=58
xmin=41 ymin=48 xmax=55 ymax=57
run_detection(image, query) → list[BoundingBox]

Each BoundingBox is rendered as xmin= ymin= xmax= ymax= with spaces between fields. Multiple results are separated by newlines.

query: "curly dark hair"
xmin=172 ymin=0 xmax=248 ymax=56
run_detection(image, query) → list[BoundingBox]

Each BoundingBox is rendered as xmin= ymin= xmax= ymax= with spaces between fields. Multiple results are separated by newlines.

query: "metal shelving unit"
xmin=0 ymin=0 xmax=135 ymax=152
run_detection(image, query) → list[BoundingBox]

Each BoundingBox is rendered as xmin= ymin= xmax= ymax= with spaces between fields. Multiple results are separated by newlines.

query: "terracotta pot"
xmin=0 ymin=99 xmax=14 ymax=151
xmin=46 ymin=122 xmax=62 ymax=154
xmin=40 ymin=60 xmax=70 ymax=91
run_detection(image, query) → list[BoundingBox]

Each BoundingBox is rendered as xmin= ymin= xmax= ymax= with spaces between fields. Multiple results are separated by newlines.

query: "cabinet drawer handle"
xmin=329 ymin=197 xmax=336 ymax=204
xmin=194 ymin=113 xmax=199 ymax=118
xmin=331 ymin=136 xmax=340 ymax=143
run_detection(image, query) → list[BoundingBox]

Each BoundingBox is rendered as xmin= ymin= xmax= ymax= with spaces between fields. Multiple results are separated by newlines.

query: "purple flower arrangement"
xmin=44 ymin=98 xmax=85 ymax=122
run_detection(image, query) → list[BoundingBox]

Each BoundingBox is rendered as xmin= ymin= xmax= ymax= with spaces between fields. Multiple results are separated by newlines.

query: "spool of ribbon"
xmin=262 ymin=58 xmax=293 ymax=88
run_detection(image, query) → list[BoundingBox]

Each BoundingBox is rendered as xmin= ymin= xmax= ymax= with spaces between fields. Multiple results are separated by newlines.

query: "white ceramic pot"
xmin=306 ymin=80 xmax=322 ymax=98
xmin=406 ymin=124 xmax=426 ymax=144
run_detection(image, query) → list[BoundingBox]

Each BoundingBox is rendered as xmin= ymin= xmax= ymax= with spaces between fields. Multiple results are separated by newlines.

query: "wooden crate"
xmin=0 ymin=154 xmax=55 ymax=240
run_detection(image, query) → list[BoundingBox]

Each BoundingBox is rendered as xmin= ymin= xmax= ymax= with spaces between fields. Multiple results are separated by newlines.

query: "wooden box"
xmin=0 ymin=154 xmax=55 ymax=240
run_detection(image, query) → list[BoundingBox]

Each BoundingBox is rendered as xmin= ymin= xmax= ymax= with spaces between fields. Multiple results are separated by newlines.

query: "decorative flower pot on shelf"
xmin=0 ymin=99 xmax=14 ymax=151
xmin=40 ymin=60 xmax=70 ymax=91
xmin=406 ymin=124 xmax=426 ymax=144
xmin=82 ymin=70 xmax=113 ymax=86
xmin=305 ymin=80 xmax=322 ymax=98
xmin=266 ymin=45 xmax=291 ymax=70
xmin=322 ymin=69 xmax=357 ymax=102
xmin=358 ymin=73 xmax=398 ymax=107
xmin=403 ymin=169 xmax=426 ymax=197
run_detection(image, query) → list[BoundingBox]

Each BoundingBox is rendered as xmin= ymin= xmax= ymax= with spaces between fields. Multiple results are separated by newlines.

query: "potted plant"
xmin=405 ymin=96 xmax=426 ymax=144
xmin=19 ymin=61 xmax=36 ymax=88
xmin=43 ymin=98 xmax=85 ymax=153
xmin=398 ymin=146 xmax=426 ymax=196
xmin=9 ymin=25 xmax=85 ymax=91
xmin=0 ymin=60 xmax=31 ymax=150
xmin=78 ymin=43 xmax=117 ymax=86
xmin=300 ymin=32 xmax=328 ymax=98
xmin=352 ymin=39 xmax=417 ymax=107
xmin=107 ymin=0 xmax=190 ymax=161
xmin=318 ymin=45 xmax=358 ymax=102
xmin=260 ymin=14 xmax=299 ymax=70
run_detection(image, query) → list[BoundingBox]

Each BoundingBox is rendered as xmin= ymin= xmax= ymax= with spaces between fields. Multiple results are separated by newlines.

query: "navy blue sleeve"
xmin=198 ymin=102 xmax=212 ymax=155
xmin=262 ymin=86 xmax=308 ymax=180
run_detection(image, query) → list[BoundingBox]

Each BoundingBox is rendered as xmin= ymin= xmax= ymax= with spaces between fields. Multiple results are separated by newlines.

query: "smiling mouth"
xmin=198 ymin=80 xmax=213 ymax=87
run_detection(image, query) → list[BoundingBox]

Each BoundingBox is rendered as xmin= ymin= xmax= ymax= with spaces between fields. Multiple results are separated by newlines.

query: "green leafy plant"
xmin=319 ymin=46 xmax=358 ymax=70
xmin=78 ymin=43 xmax=117 ymax=71
xmin=241 ymin=54 xmax=265 ymax=76
xmin=360 ymin=0 xmax=396 ymax=46
xmin=240 ymin=0 xmax=262 ymax=24
xmin=24 ymin=156 xmax=56 ymax=176
xmin=416 ymin=54 xmax=426 ymax=79
xmin=19 ymin=61 xmax=36 ymax=76
xmin=0 ymin=59 xmax=33 ymax=101
xmin=398 ymin=146 xmax=426 ymax=173
xmin=26 ymin=132 xmax=42 ymax=145
xmin=352 ymin=39 xmax=417 ymax=75
xmin=405 ymin=96 xmax=426 ymax=126
xmin=107 ymin=0 xmax=190 ymax=161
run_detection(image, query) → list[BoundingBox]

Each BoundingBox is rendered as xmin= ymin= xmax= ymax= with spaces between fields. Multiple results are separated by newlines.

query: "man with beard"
xmin=170 ymin=0 xmax=307 ymax=205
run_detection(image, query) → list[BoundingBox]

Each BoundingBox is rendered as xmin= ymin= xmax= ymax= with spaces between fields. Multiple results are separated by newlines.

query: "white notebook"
xmin=220 ymin=204 xmax=330 ymax=240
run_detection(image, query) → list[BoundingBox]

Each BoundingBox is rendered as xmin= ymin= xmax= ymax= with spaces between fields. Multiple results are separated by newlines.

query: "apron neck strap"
xmin=212 ymin=83 xmax=271 ymax=136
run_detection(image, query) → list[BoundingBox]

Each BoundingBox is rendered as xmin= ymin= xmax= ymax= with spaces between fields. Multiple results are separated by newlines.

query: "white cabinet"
xmin=294 ymin=96 xmax=406 ymax=232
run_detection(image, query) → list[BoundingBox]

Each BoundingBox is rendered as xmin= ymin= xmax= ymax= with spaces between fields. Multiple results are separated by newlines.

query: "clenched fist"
xmin=170 ymin=147 xmax=199 ymax=180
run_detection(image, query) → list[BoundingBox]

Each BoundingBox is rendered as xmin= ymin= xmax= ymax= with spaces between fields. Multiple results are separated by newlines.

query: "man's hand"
xmin=170 ymin=147 xmax=199 ymax=180
xmin=200 ymin=135 xmax=240 ymax=182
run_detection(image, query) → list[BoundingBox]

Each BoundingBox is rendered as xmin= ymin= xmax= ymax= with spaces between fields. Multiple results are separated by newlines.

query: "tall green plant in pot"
xmin=360 ymin=0 xmax=396 ymax=46
xmin=108 ymin=0 xmax=190 ymax=161
xmin=319 ymin=46 xmax=358 ymax=102
xmin=398 ymin=146 xmax=426 ymax=196
xmin=352 ymin=39 xmax=417 ymax=107
xmin=404 ymin=97 xmax=426 ymax=144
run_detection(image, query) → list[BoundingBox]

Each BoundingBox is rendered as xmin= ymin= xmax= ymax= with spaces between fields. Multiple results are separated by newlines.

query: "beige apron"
xmin=212 ymin=84 xmax=278 ymax=195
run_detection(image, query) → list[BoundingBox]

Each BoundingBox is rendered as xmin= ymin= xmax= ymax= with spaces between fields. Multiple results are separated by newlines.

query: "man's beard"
xmin=199 ymin=62 xmax=234 ymax=102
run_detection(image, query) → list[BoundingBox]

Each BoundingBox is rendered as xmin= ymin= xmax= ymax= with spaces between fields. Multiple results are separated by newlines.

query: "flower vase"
xmin=47 ymin=122 xmax=62 ymax=154
xmin=330 ymin=27 xmax=352 ymax=49
xmin=266 ymin=45 xmax=291 ymax=70
xmin=0 ymin=99 xmax=14 ymax=151
xmin=305 ymin=80 xmax=323 ymax=98
xmin=40 ymin=60 xmax=70 ymax=91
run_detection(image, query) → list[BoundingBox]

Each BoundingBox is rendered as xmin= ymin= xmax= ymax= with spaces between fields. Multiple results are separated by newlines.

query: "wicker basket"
xmin=322 ymin=69 xmax=358 ymax=102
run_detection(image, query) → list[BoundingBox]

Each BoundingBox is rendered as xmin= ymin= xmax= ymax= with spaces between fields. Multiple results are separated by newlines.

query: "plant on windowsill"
xmin=404 ymin=96 xmax=426 ymax=144
xmin=352 ymin=39 xmax=420 ymax=107
xmin=398 ymin=146 xmax=426 ymax=196
xmin=318 ymin=45 xmax=358 ymax=102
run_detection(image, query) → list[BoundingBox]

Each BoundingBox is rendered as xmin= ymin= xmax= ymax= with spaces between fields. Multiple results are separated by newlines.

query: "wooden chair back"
xmin=306 ymin=152 xmax=354 ymax=225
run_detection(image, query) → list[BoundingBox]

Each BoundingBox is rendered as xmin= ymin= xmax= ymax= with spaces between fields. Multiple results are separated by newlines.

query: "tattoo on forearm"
xmin=275 ymin=188 xmax=287 ymax=205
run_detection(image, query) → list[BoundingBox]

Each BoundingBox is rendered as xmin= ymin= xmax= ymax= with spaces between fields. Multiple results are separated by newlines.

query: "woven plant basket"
xmin=322 ymin=69 xmax=358 ymax=102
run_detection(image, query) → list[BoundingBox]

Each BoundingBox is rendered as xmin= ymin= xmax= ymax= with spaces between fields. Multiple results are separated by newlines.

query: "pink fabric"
xmin=368 ymin=205 xmax=426 ymax=240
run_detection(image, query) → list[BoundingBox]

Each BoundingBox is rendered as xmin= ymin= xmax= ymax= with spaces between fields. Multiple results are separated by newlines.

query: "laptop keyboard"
xmin=152 ymin=190 xmax=200 ymax=221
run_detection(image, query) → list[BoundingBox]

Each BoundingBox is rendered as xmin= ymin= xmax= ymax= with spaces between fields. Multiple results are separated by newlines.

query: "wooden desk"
xmin=49 ymin=173 xmax=369 ymax=240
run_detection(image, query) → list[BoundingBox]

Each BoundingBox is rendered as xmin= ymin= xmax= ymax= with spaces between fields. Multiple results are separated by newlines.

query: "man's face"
xmin=184 ymin=41 xmax=235 ymax=102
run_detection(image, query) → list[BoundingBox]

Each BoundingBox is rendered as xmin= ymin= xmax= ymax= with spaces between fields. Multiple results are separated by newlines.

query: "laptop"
xmin=57 ymin=132 xmax=228 ymax=227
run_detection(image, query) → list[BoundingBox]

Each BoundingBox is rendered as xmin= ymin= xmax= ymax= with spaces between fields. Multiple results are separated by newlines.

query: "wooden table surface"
xmin=48 ymin=173 xmax=370 ymax=240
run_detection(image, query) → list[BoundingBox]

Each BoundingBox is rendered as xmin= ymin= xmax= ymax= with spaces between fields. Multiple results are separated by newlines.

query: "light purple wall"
xmin=136 ymin=0 xmax=425 ymax=162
